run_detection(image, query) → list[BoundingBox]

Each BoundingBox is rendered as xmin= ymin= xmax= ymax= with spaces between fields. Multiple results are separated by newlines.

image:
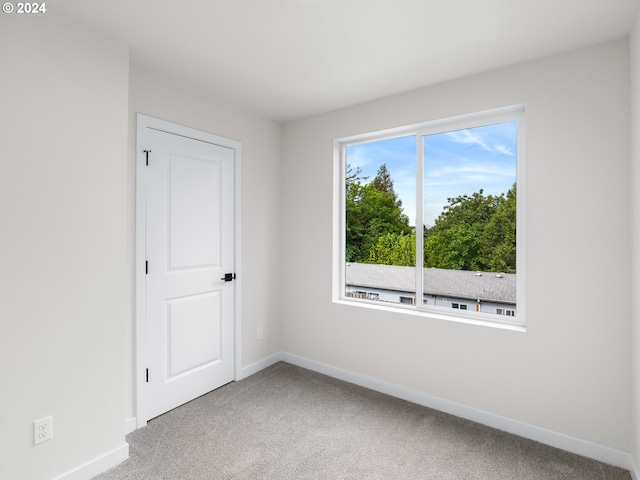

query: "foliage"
xmin=345 ymin=163 xmax=516 ymax=273
xmin=479 ymin=185 xmax=516 ymax=273
xmin=368 ymin=233 xmax=415 ymax=266
xmin=346 ymin=164 xmax=368 ymax=187
xmin=345 ymin=164 xmax=411 ymax=262
xmin=371 ymin=164 xmax=394 ymax=197
xmin=423 ymin=186 xmax=516 ymax=272
xmin=424 ymin=190 xmax=500 ymax=271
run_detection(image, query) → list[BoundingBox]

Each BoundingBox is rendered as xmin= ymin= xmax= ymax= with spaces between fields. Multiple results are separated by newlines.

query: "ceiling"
xmin=51 ymin=0 xmax=640 ymax=122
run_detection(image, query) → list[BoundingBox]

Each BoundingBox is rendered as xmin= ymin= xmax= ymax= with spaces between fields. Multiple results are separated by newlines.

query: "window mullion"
xmin=415 ymin=133 xmax=424 ymax=306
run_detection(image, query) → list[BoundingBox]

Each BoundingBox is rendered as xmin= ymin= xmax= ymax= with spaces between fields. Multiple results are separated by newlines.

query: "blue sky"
xmin=346 ymin=121 xmax=517 ymax=227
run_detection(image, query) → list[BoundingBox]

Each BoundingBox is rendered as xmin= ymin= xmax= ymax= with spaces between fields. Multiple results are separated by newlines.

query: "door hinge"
xmin=220 ymin=273 xmax=236 ymax=282
xmin=143 ymin=149 xmax=151 ymax=166
xmin=145 ymin=261 xmax=148 ymax=275
xmin=146 ymin=368 xmax=149 ymax=383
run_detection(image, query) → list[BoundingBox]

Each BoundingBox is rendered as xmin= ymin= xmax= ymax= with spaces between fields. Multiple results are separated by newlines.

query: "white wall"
xmin=126 ymin=65 xmax=283 ymax=419
xmin=282 ymin=40 xmax=631 ymax=451
xmin=0 ymin=12 xmax=283 ymax=475
xmin=0 ymin=12 xmax=129 ymax=480
xmin=631 ymin=10 xmax=640 ymax=475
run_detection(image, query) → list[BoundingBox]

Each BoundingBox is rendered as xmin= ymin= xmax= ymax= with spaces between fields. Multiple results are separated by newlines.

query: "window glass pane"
xmin=344 ymin=136 xmax=416 ymax=305
xmin=423 ymin=121 xmax=517 ymax=316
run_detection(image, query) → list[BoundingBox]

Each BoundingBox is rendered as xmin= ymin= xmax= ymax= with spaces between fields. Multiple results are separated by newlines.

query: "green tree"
xmin=480 ymin=184 xmax=516 ymax=273
xmin=345 ymin=164 xmax=411 ymax=263
xmin=345 ymin=164 xmax=368 ymax=261
xmin=345 ymin=181 xmax=365 ymax=261
xmin=346 ymin=163 xmax=516 ymax=271
xmin=372 ymin=163 xmax=394 ymax=195
xmin=367 ymin=232 xmax=416 ymax=266
xmin=424 ymin=190 xmax=502 ymax=271
xmin=346 ymin=163 xmax=367 ymax=187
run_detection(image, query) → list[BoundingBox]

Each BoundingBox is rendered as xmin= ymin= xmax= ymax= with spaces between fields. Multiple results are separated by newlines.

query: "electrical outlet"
xmin=257 ymin=327 xmax=263 ymax=340
xmin=34 ymin=416 xmax=52 ymax=445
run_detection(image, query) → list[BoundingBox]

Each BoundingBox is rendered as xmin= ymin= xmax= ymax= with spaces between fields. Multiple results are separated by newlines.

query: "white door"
xmin=143 ymin=125 xmax=235 ymax=420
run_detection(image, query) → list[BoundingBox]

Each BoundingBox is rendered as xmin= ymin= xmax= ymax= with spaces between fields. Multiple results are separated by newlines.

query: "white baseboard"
xmin=630 ymin=457 xmax=639 ymax=480
xmin=123 ymin=354 xmax=284 ymax=437
xmin=237 ymin=352 xmax=283 ymax=381
xmin=280 ymin=352 xmax=634 ymax=473
xmin=122 ymin=351 xmax=636 ymax=474
xmin=125 ymin=417 xmax=137 ymax=435
xmin=52 ymin=443 xmax=129 ymax=480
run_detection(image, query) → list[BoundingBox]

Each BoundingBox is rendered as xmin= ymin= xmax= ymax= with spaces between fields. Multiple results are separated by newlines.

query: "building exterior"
xmin=345 ymin=263 xmax=516 ymax=316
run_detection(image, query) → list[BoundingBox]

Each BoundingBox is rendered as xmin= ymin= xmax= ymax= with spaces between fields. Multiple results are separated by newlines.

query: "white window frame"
xmin=332 ymin=105 xmax=526 ymax=329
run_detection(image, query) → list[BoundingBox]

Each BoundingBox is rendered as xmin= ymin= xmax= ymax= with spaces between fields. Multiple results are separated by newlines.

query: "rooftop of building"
xmin=345 ymin=263 xmax=516 ymax=304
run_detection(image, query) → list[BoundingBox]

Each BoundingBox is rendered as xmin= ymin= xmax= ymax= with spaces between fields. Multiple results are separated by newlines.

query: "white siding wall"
xmin=282 ymin=40 xmax=631 ymax=451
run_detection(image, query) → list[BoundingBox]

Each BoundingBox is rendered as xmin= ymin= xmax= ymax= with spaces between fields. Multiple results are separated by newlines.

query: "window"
xmin=335 ymin=105 xmax=524 ymax=327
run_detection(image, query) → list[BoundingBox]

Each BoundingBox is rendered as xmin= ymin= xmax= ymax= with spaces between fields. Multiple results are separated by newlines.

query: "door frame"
xmin=135 ymin=114 xmax=242 ymax=429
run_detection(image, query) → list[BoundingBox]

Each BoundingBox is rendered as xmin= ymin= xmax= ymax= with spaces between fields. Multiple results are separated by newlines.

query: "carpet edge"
xmin=279 ymin=351 xmax=634 ymax=473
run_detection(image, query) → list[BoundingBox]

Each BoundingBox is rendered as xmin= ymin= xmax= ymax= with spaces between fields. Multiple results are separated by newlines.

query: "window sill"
xmin=333 ymin=298 xmax=526 ymax=333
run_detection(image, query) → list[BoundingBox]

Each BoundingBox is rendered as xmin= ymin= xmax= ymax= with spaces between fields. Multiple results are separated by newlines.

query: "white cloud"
xmin=445 ymin=130 xmax=514 ymax=157
xmin=346 ymin=147 xmax=374 ymax=171
xmin=425 ymin=163 xmax=513 ymax=181
xmin=446 ymin=130 xmax=491 ymax=151
xmin=494 ymin=144 xmax=513 ymax=155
